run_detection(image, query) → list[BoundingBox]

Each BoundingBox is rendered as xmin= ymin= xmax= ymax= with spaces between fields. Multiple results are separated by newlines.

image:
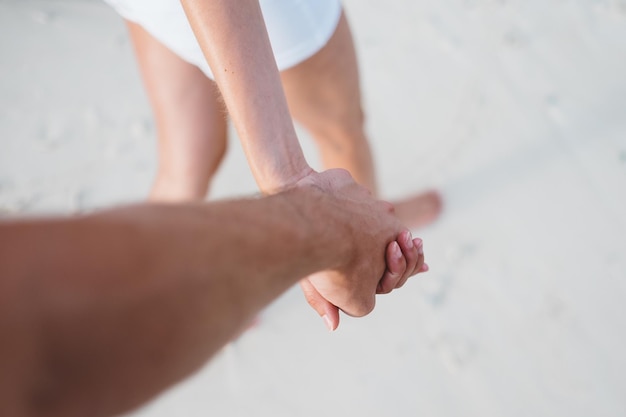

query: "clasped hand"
xmin=294 ymin=169 xmax=427 ymax=331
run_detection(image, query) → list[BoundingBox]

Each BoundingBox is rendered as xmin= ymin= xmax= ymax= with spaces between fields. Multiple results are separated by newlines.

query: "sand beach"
xmin=1 ymin=0 xmax=625 ymax=415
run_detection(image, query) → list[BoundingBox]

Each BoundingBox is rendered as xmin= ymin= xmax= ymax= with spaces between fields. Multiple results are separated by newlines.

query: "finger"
xmin=394 ymin=231 xmax=419 ymax=286
xmin=377 ymin=241 xmax=406 ymax=294
xmin=400 ymin=231 xmax=419 ymax=277
xmin=299 ymin=278 xmax=340 ymax=331
xmin=396 ymin=238 xmax=425 ymax=288
xmin=411 ymin=238 xmax=425 ymax=276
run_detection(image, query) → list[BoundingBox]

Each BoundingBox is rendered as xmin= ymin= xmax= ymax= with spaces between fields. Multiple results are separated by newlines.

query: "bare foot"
xmin=392 ymin=190 xmax=443 ymax=229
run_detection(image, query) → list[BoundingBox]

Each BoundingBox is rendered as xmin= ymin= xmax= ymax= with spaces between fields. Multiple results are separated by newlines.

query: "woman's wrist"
xmin=257 ymin=159 xmax=315 ymax=195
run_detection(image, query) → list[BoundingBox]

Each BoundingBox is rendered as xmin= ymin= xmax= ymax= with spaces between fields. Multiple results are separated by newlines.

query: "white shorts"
xmin=103 ymin=0 xmax=342 ymax=79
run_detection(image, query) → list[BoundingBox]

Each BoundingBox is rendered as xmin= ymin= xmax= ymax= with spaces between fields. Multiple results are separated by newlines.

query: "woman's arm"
xmin=181 ymin=0 xmax=311 ymax=193
xmin=177 ymin=1 xmax=424 ymax=330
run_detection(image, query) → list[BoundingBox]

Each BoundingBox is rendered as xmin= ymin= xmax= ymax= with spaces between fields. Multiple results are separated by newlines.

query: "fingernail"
xmin=420 ymin=263 xmax=429 ymax=272
xmin=392 ymin=241 xmax=402 ymax=259
xmin=322 ymin=315 xmax=334 ymax=332
xmin=405 ymin=231 xmax=414 ymax=248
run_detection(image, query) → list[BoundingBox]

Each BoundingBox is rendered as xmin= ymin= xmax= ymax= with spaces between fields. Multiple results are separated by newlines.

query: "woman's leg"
xmin=280 ymin=13 xmax=376 ymax=193
xmin=126 ymin=21 xmax=228 ymax=202
xmin=280 ymin=13 xmax=441 ymax=228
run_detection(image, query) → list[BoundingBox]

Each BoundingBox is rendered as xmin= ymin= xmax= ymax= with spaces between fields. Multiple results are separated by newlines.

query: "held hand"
xmin=300 ymin=235 xmax=427 ymax=331
xmin=377 ymin=230 xmax=427 ymax=295
xmin=294 ymin=169 xmax=428 ymax=331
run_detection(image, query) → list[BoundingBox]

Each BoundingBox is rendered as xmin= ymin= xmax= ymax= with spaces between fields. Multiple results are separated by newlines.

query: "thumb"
xmin=299 ymin=278 xmax=340 ymax=331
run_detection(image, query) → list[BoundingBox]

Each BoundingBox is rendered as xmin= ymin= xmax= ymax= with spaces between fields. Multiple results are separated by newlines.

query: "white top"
xmin=103 ymin=0 xmax=342 ymax=79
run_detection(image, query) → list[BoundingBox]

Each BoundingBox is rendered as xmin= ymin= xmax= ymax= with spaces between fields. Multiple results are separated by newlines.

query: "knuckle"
xmin=334 ymin=168 xmax=352 ymax=180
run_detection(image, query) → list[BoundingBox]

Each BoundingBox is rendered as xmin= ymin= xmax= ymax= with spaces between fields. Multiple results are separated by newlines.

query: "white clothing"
xmin=103 ymin=0 xmax=342 ymax=78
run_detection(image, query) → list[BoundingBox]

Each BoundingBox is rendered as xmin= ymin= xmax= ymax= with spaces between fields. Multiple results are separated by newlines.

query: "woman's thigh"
xmin=280 ymin=12 xmax=365 ymax=139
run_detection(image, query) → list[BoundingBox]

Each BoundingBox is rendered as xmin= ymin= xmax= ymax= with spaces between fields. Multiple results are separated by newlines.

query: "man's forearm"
xmin=0 ymin=188 xmax=343 ymax=417
xmin=181 ymin=0 xmax=311 ymax=193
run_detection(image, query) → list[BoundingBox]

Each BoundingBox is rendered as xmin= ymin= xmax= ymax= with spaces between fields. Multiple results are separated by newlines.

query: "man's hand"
xmin=294 ymin=169 xmax=428 ymax=331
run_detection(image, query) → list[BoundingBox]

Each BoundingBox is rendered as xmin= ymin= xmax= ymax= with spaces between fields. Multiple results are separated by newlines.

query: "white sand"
xmin=1 ymin=0 xmax=626 ymax=416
